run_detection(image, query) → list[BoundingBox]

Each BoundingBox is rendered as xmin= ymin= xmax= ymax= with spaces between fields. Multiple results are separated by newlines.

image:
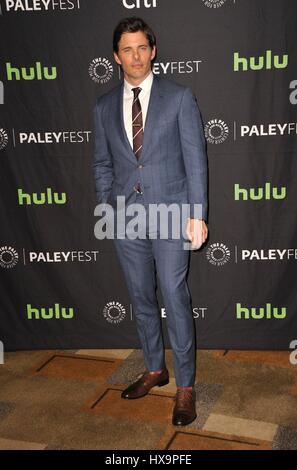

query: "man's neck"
xmin=124 ymin=70 xmax=152 ymax=87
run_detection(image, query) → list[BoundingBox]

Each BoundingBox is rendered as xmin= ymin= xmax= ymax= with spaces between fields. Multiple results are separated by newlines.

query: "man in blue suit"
xmin=93 ymin=17 xmax=208 ymax=426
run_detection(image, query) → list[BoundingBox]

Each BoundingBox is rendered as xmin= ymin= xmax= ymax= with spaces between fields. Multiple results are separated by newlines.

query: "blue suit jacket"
xmin=93 ymin=74 xmax=208 ymax=221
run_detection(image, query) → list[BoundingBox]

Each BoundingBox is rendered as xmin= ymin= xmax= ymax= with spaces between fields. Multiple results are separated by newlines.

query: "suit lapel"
xmin=140 ymin=75 xmax=163 ymax=161
xmin=115 ymin=84 xmax=137 ymax=164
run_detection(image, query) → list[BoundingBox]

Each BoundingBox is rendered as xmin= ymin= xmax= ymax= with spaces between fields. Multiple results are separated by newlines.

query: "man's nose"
xmin=133 ymin=50 xmax=140 ymax=60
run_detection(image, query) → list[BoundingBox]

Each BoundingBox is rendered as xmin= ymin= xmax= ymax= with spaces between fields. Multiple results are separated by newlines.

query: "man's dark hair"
xmin=113 ymin=17 xmax=156 ymax=53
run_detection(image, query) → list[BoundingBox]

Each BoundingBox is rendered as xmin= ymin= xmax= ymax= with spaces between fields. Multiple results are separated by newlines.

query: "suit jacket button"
xmin=138 ymin=165 xmax=143 ymax=169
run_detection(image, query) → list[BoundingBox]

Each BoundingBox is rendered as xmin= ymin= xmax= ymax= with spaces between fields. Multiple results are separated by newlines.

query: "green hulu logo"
xmin=6 ymin=62 xmax=57 ymax=81
xmin=27 ymin=303 xmax=74 ymax=320
xmin=234 ymin=183 xmax=286 ymax=201
xmin=236 ymin=303 xmax=286 ymax=320
xmin=18 ymin=188 xmax=67 ymax=205
xmin=234 ymin=50 xmax=288 ymax=71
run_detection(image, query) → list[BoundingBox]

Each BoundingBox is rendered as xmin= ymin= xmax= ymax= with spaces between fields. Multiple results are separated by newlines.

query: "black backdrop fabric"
xmin=0 ymin=0 xmax=296 ymax=351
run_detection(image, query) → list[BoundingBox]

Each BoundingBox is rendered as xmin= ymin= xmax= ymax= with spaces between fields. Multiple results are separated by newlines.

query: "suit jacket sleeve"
xmin=178 ymin=87 xmax=208 ymax=221
xmin=92 ymin=97 xmax=114 ymax=204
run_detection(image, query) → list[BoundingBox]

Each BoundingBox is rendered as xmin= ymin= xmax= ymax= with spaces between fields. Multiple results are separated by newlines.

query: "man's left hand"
xmin=186 ymin=218 xmax=208 ymax=250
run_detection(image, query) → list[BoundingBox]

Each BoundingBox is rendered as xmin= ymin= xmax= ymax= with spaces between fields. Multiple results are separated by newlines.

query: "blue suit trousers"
xmin=112 ymin=195 xmax=196 ymax=387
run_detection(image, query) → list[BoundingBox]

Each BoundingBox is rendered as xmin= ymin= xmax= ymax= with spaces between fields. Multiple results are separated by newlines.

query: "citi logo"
xmin=6 ymin=62 xmax=57 ymax=81
xmin=236 ymin=303 xmax=286 ymax=320
xmin=0 ymin=129 xmax=8 ymax=150
xmin=27 ymin=303 xmax=74 ymax=320
xmin=122 ymin=0 xmax=157 ymax=8
xmin=234 ymin=50 xmax=288 ymax=72
xmin=18 ymin=188 xmax=67 ymax=205
xmin=234 ymin=183 xmax=286 ymax=201
xmin=0 ymin=81 xmax=3 ymax=104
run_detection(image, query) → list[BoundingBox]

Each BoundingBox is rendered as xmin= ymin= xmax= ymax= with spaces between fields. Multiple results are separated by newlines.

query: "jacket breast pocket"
xmin=164 ymin=177 xmax=187 ymax=195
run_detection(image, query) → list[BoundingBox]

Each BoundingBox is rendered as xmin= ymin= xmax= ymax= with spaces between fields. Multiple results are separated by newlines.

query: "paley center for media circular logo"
xmin=202 ymin=0 xmax=227 ymax=8
xmin=204 ymin=119 xmax=229 ymax=144
xmin=0 ymin=246 xmax=19 ymax=268
xmin=89 ymin=58 xmax=114 ymax=84
xmin=103 ymin=301 xmax=126 ymax=324
xmin=0 ymin=129 xmax=9 ymax=150
xmin=206 ymin=243 xmax=231 ymax=266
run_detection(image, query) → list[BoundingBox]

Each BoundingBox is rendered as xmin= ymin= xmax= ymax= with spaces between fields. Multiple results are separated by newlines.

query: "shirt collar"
xmin=124 ymin=71 xmax=154 ymax=96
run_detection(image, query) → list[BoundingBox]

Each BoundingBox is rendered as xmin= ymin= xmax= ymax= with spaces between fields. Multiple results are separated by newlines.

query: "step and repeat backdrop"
xmin=0 ymin=0 xmax=296 ymax=351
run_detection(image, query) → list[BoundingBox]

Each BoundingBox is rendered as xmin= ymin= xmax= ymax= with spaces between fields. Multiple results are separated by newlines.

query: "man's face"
xmin=114 ymin=31 xmax=156 ymax=84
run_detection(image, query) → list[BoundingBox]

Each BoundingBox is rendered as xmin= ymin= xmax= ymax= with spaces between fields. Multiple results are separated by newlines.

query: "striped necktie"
xmin=132 ymin=87 xmax=143 ymax=159
xmin=132 ymin=87 xmax=143 ymax=193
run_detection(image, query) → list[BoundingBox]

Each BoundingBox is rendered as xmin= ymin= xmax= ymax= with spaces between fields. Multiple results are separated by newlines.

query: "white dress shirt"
xmin=123 ymin=71 xmax=154 ymax=148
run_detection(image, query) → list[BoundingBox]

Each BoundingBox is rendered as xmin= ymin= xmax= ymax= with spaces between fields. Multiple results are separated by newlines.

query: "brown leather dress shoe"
xmin=172 ymin=388 xmax=197 ymax=426
xmin=121 ymin=368 xmax=169 ymax=399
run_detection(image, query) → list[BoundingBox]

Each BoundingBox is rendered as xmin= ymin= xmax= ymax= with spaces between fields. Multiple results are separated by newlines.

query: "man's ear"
xmin=113 ymin=52 xmax=121 ymax=66
xmin=151 ymin=46 xmax=156 ymax=61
